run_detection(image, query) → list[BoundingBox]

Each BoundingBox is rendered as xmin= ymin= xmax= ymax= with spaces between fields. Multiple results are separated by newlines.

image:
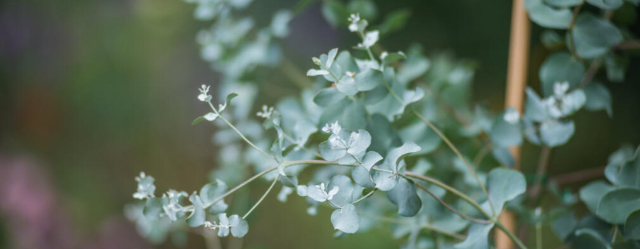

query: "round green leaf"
xmin=586 ymin=0 xmax=624 ymax=9
xmin=331 ymin=204 xmax=360 ymax=234
xmin=596 ymin=188 xmax=640 ymax=224
xmin=579 ymin=180 xmax=615 ymax=214
xmin=229 ymin=214 xmax=249 ymax=237
xmin=386 ymin=178 xmax=422 ymax=217
xmin=487 ymin=168 xmax=527 ymax=213
xmin=525 ymin=0 xmax=572 ymax=29
xmin=313 ymin=88 xmax=346 ymax=107
xmin=187 ymin=194 xmax=206 ymax=227
xmin=539 ymin=52 xmax=585 ymax=97
xmin=625 ymin=209 xmax=640 ymax=240
xmin=540 ymin=120 xmax=575 ymax=147
xmin=584 ymin=82 xmax=612 ymax=116
xmin=328 ymin=175 xmax=355 ymax=206
xmin=572 ymin=14 xmax=623 ymax=59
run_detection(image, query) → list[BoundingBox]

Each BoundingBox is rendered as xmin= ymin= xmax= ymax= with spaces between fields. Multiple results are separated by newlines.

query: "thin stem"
xmin=353 ymin=189 xmax=376 ymax=204
xmin=567 ymin=4 xmax=583 ymax=60
xmin=611 ymin=225 xmax=618 ymax=243
xmin=411 ymin=109 xmax=496 ymax=216
xmin=496 ymin=221 xmax=529 ymax=249
xmin=204 ymin=165 xmax=278 ymax=209
xmin=243 ymin=175 xmax=279 ymax=219
xmin=529 ymin=146 xmax=551 ymax=201
xmin=404 ymin=172 xmax=492 ymax=220
xmin=360 ymin=215 xmax=465 ymax=240
xmin=550 ymin=166 xmax=605 ymax=185
xmin=414 ymin=182 xmax=491 ymax=224
xmin=472 ymin=143 xmax=492 ymax=168
xmin=536 ymin=222 xmax=542 ymax=249
xmin=207 ymin=102 xmax=275 ymax=160
xmin=422 ymin=224 xmax=466 ymax=241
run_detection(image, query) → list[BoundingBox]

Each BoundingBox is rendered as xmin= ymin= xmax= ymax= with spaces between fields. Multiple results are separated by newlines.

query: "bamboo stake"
xmin=497 ymin=0 xmax=530 ymax=248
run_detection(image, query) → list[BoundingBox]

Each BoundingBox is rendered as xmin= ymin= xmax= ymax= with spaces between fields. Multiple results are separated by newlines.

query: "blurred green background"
xmin=1 ymin=0 xmax=639 ymax=248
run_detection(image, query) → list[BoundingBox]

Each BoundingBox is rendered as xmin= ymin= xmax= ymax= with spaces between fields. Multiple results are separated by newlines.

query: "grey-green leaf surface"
xmin=229 ymin=214 xmax=249 ymax=237
xmin=586 ymin=0 xmax=624 ymax=9
xmin=625 ymin=209 xmax=640 ymax=240
xmin=328 ymin=175 xmax=355 ymax=207
xmin=572 ymin=14 xmax=623 ymax=59
xmin=143 ymin=197 xmax=165 ymax=220
xmin=540 ymin=120 xmax=575 ymax=147
xmin=386 ymin=178 xmax=422 ymax=217
xmin=579 ymin=180 xmax=615 ymax=214
xmin=539 ymin=52 xmax=585 ymax=97
xmin=331 ymin=204 xmax=360 ymax=234
xmin=486 ymin=168 xmax=527 ymax=213
xmin=584 ymin=82 xmax=612 ymax=116
xmin=525 ymin=0 xmax=572 ymax=29
xmin=596 ymin=188 xmax=640 ymax=224
xmin=187 ymin=194 xmax=206 ymax=227
xmin=454 ymin=223 xmax=494 ymax=249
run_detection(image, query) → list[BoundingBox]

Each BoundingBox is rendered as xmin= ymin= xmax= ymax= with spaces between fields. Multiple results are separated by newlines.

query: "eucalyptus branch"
xmin=360 ymin=215 xmax=466 ymax=240
xmin=472 ymin=143 xmax=492 ymax=168
xmin=495 ymin=221 xmax=528 ymax=249
xmin=414 ymin=182 xmax=491 ymax=224
xmin=353 ymin=189 xmax=376 ymax=204
xmin=411 ymin=109 xmax=496 ymax=216
xmin=243 ymin=175 xmax=280 ymax=219
xmin=567 ymin=4 xmax=583 ymax=60
xmin=207 ymin=101 xmax=275 ymax=160
xmin=404 ymin=172 xmax=492 ymax=220
xmin=377 ymin=69 xmax=496 ymax=216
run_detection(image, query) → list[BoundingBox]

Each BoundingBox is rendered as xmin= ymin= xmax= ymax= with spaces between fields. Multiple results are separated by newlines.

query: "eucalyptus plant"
xmin=126 ymin=0 xmax=640 ymax=248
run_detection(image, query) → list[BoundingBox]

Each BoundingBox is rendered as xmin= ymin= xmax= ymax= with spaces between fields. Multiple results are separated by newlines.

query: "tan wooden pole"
xmin=496 ymin=0 xmax=530 ymax=248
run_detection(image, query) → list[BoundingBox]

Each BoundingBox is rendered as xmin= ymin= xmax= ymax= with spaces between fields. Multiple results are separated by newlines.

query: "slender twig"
xmin=496 ymin=220 xmax=529 ymax=249
xmin=536 ymin=222 xmax=542 ymax=249
xmin=567 ymin=4 xmax=583 ymax=60
xmin=414 ymin=182 xmax=491 ymax=224
xmin=204 ymin=165 xmax=278 ymax=209
xmin=472 ymin=143 xmax=492 ymax=168
xmin=613 ymin=40 xmax=640 ymax=50
xmin=353 ymin=189 xmax=376 ymax=204
xmin=207 ymin=102 xmax=275 ymax=160
xmin=550 ymin=166 xmax=605 ymax=185
xmin=404 ymin=172 xmax=492 ymax=220
xmin=528 ymin=146 xmax=551 ymax=200
xmin=243 ymin=175 xmax=279 ymax=219
xmin=411 ymin=109 xmax=496 ymax=216
xmin=580 ymin=58 xmax=602 ymax=87
xmin=360 ymin=215 xmax=466 ymax=240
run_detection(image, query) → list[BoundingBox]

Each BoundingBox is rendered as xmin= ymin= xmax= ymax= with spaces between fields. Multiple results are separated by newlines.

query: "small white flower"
xmin=503 ymin=108 xmax=520 ymax=124
xmin=204 ymin=112 xmax=219 ymax=121
xmin=321 ymin=123 xmax=332 ymax=133
xmin=256 ymin=105 xmax=275 ymax=119
xmin=380 ymin=51 xmax=388 ymax=60
xmin=553 ymin=81 xmax=570 ymax=97
xmin=316 ymin=183 xmax=339 ymax=201
xmin=346 ymin=71 xmax=356 ymax=78
xmin=198 ymin=84 xmax=211 ymax=102
xmin=133 ymin=172 xmax=155 ymax=200
xmin=329 ymin=121 xmax=341 ymax=134
xmin=348 ymin=13 xmax=361 ymax=32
